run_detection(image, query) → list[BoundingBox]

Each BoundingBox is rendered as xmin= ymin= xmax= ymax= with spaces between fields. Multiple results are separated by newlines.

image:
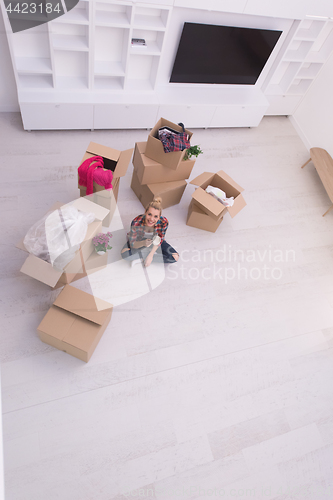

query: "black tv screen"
xmin=170 ymin=23 xmax=282 ymax=85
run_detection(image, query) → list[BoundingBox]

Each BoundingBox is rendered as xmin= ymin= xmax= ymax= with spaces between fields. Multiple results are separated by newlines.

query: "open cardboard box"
xmin=78 ymin=142 xmax=133 ymax=183
xmin=145 ymin=118 xmax=193 ymax=170
xmin=37 ymin=285 xmax=113 ymax=362
xmin=79 ymin=177 xmax=120 ymax=227
xmin=131 ymin=170 xmax=187 ymax=209
xmin=186 ymin=199 xmax=224 ymax=233
xmin=18 ymin=198 xmax=109 ymax=288
xmin=190 ymin=170 xmax=246 ymax=221
xmin=133 ymin=141 xmax=195 ymax=185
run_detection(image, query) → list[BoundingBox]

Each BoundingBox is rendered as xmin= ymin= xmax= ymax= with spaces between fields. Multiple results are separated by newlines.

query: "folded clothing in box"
xmin=78 ymin=141 xmax=133 ymax=192
xmin=37 ymin=285 xmax=113 ymax=362
xmin=145 ymin=118 xmax=193 ymax=170
xmin=190 ymin=170 xmax=246 ymax=221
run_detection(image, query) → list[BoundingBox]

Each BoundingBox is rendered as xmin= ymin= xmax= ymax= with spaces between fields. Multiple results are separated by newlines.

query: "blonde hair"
xmin=145 ymin=197 xmax=163 ymax=215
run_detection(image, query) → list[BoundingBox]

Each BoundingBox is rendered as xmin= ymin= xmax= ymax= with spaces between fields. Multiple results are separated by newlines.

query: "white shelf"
xmin=56 ymin=76 xmax=89 ymax=90
xmin=18 ymin=74 xmax=53 ymax=89
xmin=287 ymin=79 xmax=312 ymax=94
xmin=94 ymin=76 xmax=124 ymax=90
xmin=52 ymin=35 xmax=89 ymax=51
xmin=95 ymin=2 xmax=132 ymax=27
xmin=94 ymin=60 xmax=125 ymax=76
xmin=133 ymin=7 xmax=169 ymax=30
xmin=263 ymin=18 xmax=333 ymax=114
xmin=297 ymin=62 xmax=322 ymax=78
xmin=285 ymin=40 xmax=313 ymax=60
xmin=16 ymin=57 xmax=52 ymax=74
xmin=294 ymin=19 xmax=326 ymax=40
xmin=52 ymin=6 xmax=89 ymax=24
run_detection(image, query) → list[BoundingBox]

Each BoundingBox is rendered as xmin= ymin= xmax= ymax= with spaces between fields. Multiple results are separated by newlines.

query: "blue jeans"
xmin=121 ymin=240 xmax=178 ymax=264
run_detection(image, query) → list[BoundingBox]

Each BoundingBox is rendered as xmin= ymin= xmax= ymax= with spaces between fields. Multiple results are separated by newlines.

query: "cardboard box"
xmin=18 ymin=198 xmax=109 ymax=288
xmin=190 ymin=170 xmax=246 ymax=221
xmin=79 ymin=141 xmax=133 ymax=182
xmin=131 ymin=170 xmax=187 ymax=209
xmin=133 ymin=141 xmax=195 ymax=184
xmin=37 ymin=285 xmax=113 ymax=362
xmin=186 ymin=199 xmax=224 ymax=233
xmin=79 ymin=177 xmax=120 ymax=227
xmin=84 ymin=250 xmax=108 ymax=274
xmin=145 ymin=118 xmax=193 ymax=170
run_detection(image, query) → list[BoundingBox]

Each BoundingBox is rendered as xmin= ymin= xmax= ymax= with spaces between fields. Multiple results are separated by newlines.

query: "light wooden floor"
xmin=1 ymin=113 xmax=333 ymax=500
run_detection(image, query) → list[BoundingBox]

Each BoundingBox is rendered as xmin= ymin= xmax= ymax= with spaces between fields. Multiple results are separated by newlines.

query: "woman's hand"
xmin=144 ymin=253 xmax=154 ymax=267
xmin=144 ymin=239 xmax=153 ymax=247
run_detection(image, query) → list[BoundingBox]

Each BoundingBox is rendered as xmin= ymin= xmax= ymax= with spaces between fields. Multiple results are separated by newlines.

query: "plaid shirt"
xmin=159 ymin=131 xmax=190 ymax=153
xmin=128 ymin=214 xmax=168 ymax=247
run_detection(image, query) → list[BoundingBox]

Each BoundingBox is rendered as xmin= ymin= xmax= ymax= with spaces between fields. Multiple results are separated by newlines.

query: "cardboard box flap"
xmin=16 ymin=238 xmax=27 ymax=251
xmin=86 ymin=142 xmax=120 ymax=162
xmin=20 ymin=254 xmax=63 ymax=287
xmin=217 ymin=170 xmax=244 ymax=193
xmin=192 ymin=188 xmax=224 ymax=218
xmin=115 ymin=148 xmax=134 ymax=178
xmin=63 ymin=316 xmax=101 ymax=351
xmin=71 ymin=197 xmax=109 ymax=221
xmin=227 ymin=193 xmax=247 ymax=218
xmin=190 ymin=172 xmax=215 ymax=188
xmin=54 ymin=285 xmax=113 ymax=325
xmin=38 ymin=307 xmax=76 ymax=340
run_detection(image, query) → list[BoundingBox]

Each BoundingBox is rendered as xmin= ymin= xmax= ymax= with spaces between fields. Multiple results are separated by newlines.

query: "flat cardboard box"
xmin=190 ymin=170 xmax=246 ymax=221
xmin=186 ymin=199 xmax=224 ymax=233
xmin=131 ymin=170 xmax=187 ymax=209
xmin=37 ymin=285 xmax=113 ymax=362
xmin=145 ymin=118 xmax=193 ymax=170
xmin=19 ymin=198 xmax=109 ymax=288
xmin=79 ymin=177 xmax=120 ymax=227
xmin=133 ymin=141 xmax=195 ymax=184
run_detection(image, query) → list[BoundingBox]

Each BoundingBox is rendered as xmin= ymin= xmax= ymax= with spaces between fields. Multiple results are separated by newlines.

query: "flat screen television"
xmin=170 ymin=22 xmax=282 ymax=85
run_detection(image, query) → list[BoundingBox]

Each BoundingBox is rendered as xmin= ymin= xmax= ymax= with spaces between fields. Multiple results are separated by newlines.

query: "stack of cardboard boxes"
xmin=17 ymin=197 xmax=115 ymax=362
xmin=78 ymin=142 xmax=133 ymax=227
xmin=186 ymin=170 xmax=247 ymax=232
xmin=131 ymin=118 xmax=195 ymax=209
xmin=18 ymin=140 xmax=135 ymax=363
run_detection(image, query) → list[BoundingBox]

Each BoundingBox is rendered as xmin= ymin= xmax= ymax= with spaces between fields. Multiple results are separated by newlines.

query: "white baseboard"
xmin=289 ymin=115 xmax=311 ymax=151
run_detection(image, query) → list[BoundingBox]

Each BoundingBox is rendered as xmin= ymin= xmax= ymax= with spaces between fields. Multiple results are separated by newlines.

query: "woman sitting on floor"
xmin=121 ymin=197 xmax=179 ymax=267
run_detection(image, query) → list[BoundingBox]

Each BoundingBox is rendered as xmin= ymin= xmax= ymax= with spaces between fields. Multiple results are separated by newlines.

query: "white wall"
xmin=0 ymin=370 xmax=4 ymax=500
xmin=290 ymin=50 xmax=333 ymax=157
xmin=0 ymin=7 xmax=19 ymax=112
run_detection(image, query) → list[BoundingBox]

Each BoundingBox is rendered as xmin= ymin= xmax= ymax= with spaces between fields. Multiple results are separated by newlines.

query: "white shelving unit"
xmin=264 ymin=18 xmax=333 ymax=115
xmin=2 ymin=0 xmax=333 ymax=129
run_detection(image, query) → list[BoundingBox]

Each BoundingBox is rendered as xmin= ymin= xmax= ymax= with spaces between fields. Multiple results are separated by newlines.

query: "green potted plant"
xmin=92 ymin=232 xmax=113 ymax=255
xmin=184 ymin=145 xmax=203 ymax=161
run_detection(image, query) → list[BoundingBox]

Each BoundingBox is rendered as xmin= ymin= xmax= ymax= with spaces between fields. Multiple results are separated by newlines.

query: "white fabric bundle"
xmin=23 ymin=206 xmax=95 ymax=271
xmin=205 ymin=185 xmax=234 ymax=207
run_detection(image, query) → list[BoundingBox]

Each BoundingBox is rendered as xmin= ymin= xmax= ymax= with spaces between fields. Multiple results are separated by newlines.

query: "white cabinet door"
xmin=210 ymin=105 xmax=267 ymax=128
xmin=20 ymin=103 xmax=94 ymax=130
xmin=265 ymin=95 xmax=303 ymax=115
xmin=94 ymin=104 xmax=159 ymax=129
xmin=157 ymin=105 xmax=216 ymax=128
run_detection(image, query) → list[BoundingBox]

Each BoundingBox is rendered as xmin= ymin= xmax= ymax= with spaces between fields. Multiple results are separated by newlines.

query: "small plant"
xmin=92 ymin=232 xmax=112 ymax=253
xmin=184 ymin=145 xmax=203 ymax=161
